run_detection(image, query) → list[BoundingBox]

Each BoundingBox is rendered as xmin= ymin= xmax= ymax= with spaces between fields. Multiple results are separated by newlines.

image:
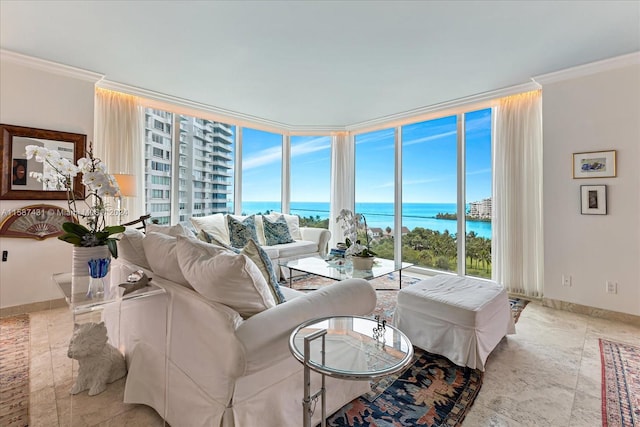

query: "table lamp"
xmin=113 ymin=174 xmax=137 ymax=224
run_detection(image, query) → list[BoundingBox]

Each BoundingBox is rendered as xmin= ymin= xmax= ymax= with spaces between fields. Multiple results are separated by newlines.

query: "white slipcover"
xmin=107 ymin=259 xmax=377 ymax=427
xmin=393 ymin=274 xmax=515 ymax=371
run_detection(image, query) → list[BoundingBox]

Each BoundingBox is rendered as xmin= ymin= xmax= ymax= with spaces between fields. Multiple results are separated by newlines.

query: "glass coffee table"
xmin=280 ymin=256 xmax=413 ymax=289
xmin=289 ymin=315 xmax=413 ymax=427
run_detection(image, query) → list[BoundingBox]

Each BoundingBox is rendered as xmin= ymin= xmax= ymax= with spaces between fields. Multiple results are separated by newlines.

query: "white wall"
xmin=0 ymin=57 xmax=98 ymax=309
xmin=542 ymin=61 xmax=640 ymax=316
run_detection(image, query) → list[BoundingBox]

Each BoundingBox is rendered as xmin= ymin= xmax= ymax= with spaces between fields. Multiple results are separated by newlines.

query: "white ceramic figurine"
xmin=67 ymin=322 xmax=127 ymax=396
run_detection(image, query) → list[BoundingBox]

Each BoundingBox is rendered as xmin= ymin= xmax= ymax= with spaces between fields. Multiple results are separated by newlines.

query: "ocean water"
xmin=241 ymin=201 xmax=492 ymax=239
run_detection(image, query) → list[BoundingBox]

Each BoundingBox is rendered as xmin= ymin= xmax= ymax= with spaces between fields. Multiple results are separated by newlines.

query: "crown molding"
xmin=345 ymin=81 xmax=540 ymax=132
xmin=0 ymin=49 xmax=104 ymax=83
xmin=533 ymin=51 xmax=640 ymax=85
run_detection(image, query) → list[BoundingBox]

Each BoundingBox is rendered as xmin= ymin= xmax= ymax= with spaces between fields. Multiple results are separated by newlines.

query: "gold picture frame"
xmin=0 ymin=204 xmax=75 ymax=240
xmin=572 ymin=150 xmax=617 ymax=179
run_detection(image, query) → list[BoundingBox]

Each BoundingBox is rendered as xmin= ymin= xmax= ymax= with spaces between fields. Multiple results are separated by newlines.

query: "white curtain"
xmin=94 ymin=88 xmax=144 ymax=224
xmin=493 ymin=90 xmax=544 ymax=298
xmin=329 ymin=133 xmax=355 ymax=248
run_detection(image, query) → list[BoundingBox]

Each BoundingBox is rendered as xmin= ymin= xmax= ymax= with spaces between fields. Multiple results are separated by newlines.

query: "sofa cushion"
xmin=176 ymin=236 xmax=276 ymax=318
xmin=190 ymin=214 xmax=230 ymax=245
xmin=274 ymin=240 xmax=318 ymax=259
xmin=199 ymin=230 xmax=240 ymax=252
xmin=241 ymin=239 xmax=286 ymax=304
xmin=142 ymin=232 xmax=192 ymax=289
xmin=227 ymin=215 xmax=259 ymax=248
xmin=266 ymin=212 xmax=302 ymax=240
xmin=117 ymin=227 xmax=151 ymax=269
xmin=146 ymin=222 xmax=195 ymax=237
xmin=262 ymin=215 xmax=295 ymax=246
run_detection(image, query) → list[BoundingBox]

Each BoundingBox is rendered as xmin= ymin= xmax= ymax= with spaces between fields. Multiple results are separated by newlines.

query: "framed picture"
xmin=580 ymin=185 xmax=607 ymax=215
xmin=0 ymin=204 xmax=74 ymax=240
xmin=573 ymin=150 xmax=616 ymax=179
xmin=0 ymin=124 xmax=86 ymax=200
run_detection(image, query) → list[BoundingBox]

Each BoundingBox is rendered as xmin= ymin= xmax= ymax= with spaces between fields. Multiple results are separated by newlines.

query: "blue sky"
xmin=241 ymin=108 xmax=492 ymax=204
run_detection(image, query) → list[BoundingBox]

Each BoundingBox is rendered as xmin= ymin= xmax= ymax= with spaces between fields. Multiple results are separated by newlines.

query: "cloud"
xmin=403 ymin=130 xmax=456 ymax=146
xmin=466 ymin=167 xmax=491 ymax=176
xmin=243 ymin=136 xmax=330 ymax=170
xmin=375 ymin=176 xmax=447 ymax=188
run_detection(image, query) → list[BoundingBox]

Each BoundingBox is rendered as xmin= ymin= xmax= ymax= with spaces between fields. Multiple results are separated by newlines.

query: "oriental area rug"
xmin=0 ymin=314 xmax=30 ymax=427
xmin=600 ymin=338 xmax=640 ymax=427
xmin=289 ymin=273 xmax=529 ymax=427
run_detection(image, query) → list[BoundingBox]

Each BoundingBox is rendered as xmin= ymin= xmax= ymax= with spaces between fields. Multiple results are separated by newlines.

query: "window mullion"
xmin=457 ymin=113 xmax=466 ymax=275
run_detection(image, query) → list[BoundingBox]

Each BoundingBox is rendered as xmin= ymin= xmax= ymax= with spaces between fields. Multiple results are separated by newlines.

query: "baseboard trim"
xmin=542 ymin=297 xmax=640 ymax=326
xmin=0 ymin=298 xmax=67 ymax=318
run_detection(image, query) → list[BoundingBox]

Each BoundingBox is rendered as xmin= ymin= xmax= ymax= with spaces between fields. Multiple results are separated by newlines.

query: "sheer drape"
xmin=94 ymin=88 xmax=144 ymax=223
xmin=329 ymin=133 xmax=355 ymax=248
xmin=493 ymin=90 xmax=544 ymax=298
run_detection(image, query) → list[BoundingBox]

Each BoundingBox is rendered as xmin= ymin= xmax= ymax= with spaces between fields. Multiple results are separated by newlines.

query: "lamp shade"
xmin=113 ymin=174 xmax=137 ymax=197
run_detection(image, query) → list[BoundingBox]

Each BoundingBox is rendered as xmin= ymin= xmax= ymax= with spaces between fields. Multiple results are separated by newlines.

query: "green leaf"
xmin=61 ymin=222 xmax=90 ymax=237
xmin=106 ymin=239 xmax=118 ymax=258
xmin=103 ymin=225 xmax=125 ymax=235
xmin=57 ymin=234 xmax=82 ymax=246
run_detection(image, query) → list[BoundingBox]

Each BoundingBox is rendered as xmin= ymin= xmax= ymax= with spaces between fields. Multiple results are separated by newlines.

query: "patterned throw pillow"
xmin=262 ymin=215 xmax=294 ymax=246
xmin=227 ymin=215 xmax=259 ymax=248
xmin=241 ymin=239 xmax=286 ymax=304
xmin=199 ymin=230 xmax=241 ymax=254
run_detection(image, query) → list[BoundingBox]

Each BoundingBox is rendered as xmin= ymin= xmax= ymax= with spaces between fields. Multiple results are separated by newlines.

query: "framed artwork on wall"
xmin=572 ymin=150 xmax=616 ymax=179
xmin=0 ymin=124 xmax=86 ymax=200
xmin=0 ymin=204 xmax=74 ymax=239
xmin=580 ymin=185 xmax=607 ymax=215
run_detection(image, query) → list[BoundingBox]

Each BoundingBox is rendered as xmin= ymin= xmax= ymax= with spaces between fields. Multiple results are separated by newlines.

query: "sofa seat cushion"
xmin=273 ymin=240 xmax=318 ymax=259
xmin=176 ymin=236 xmax=276 ymax=318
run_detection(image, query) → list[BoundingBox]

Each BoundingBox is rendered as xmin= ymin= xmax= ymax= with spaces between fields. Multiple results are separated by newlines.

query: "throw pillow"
xmin=141 ymin=232 xmax=192 ymax=288
xmin=190 ymin=213 xmax=230 ymax=245
xmin=146 ymin=222 xmax=194 ymax=237
xmin=227 ymin=215 xmax=259 ymax=248
xmin=267 ymin=212 xmax=302 ymax=240
xmin=199 ymin=230 xmax=241 ymax=254
xmin=262 ymin=215 xmax=295 ymax=246
xmin=117 ymin=227 xmax=151 ymax=269
xmin=175 ymin=236 xmax=276 ymax=318
xmin=241 ymin=239 xmax=286 ymax=304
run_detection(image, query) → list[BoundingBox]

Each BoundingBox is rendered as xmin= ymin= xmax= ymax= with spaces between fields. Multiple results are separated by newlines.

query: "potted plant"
xmin=25 ymin=143 xmax=125 ymax=277
xmin=336 ymin=209 xmax=376 ymax=270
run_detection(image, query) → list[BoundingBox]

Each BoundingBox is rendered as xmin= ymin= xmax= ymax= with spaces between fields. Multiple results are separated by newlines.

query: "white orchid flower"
xmin=25 ymin=145 xmax=46 ymax=160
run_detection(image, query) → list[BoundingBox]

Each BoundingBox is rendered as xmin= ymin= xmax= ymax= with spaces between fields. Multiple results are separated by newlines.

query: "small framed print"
xmin=573 ymin=150 xmax=616 ymax=179
xmin=581 ymin=185 xmax=607 ymax=215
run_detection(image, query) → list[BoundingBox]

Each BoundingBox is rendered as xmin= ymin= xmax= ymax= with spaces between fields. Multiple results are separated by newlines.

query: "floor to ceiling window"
xmin=354 ymin=128 xmax=395 ymax=260
xmin=464 ymin=108 xmax=493 ymax=278
xmin=143 ymin=107 xmax=235 ymax=224
xmin=401 ymin=115 xmax=459 ymax=273
xmin=290 ymin=135 xmax=331 ymax=228
xmin=241 ymin=127 xmax=282 ymax=215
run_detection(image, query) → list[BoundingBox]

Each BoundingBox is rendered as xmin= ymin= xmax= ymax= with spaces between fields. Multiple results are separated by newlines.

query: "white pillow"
xmin=176 ymin=236 xmax=276 ymax=318
xmin=117 ymin=228 xmax=151 ymax=269
xmin=146 ymin=222 xmax=194 ymax=237
xmin=190 ymin=214 xmax=230 ymax=245
xmin=267 ymin=212 xmax=302 ymax=240
xmin=142 ymin=232 xmax=192 ymax=288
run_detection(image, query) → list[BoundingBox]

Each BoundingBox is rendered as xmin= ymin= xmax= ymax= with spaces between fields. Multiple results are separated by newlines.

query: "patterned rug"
xmin=290 ymin=273 xmax=529 ymax=426
xmin=600 ymin=339 xmax=640 ymax=427
xmin=0 ymin=314 xmax=30 ymax=427
xmin=327 ymin=347 xmax=483 ymax=427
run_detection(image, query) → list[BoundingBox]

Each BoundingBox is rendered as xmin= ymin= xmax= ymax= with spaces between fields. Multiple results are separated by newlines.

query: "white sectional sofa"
xmin=189 ymin=212 xmax=331 ymax=278
xmin=107 ymin=220 xmax=376 ymax=427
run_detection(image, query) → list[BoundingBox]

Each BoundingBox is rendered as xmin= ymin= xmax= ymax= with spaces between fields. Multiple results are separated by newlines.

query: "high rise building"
xmin=144 ymin=109 xmax=234 ymax=224
xmin=468 ymin=197 xmax=492 ymax=219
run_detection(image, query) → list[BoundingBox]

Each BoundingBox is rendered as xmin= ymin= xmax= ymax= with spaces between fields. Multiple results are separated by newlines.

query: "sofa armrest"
xmin=299 ymin=227 xmax=331 ymax=257
xmin=235 ymin=278 xmax=376 ymax=375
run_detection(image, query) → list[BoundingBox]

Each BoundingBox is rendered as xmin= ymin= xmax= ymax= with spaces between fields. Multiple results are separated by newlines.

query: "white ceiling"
xmin=1 ymin=1 xmax=639 ymax=128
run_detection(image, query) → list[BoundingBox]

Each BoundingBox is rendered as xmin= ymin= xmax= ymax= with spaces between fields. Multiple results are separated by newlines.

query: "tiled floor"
xmin=27 ymin=301 xmax=640 ymax=426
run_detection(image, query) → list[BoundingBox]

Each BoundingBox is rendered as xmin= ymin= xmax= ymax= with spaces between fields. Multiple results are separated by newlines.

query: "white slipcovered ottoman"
xmin=393 ymin=274 xmax=515 ymax=371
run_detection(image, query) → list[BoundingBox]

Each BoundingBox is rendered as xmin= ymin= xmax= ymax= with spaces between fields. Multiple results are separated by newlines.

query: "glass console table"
xmin=289 ymin=315 xmax=413 ymax=427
